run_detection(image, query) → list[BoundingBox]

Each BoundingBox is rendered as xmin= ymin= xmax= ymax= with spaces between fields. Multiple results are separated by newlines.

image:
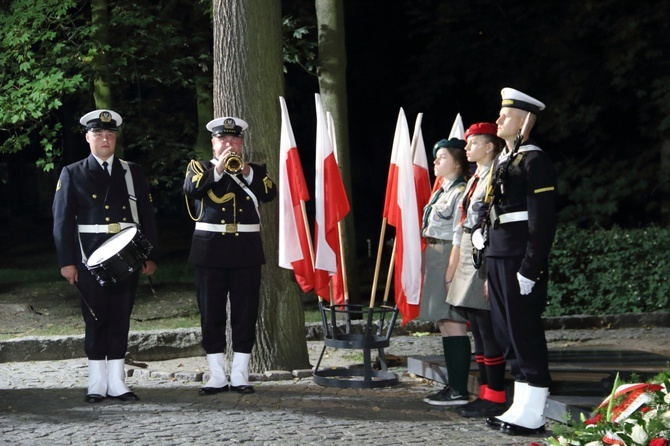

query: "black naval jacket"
xmin=52 ymin=154 xmax=158 ymax=271
xmin=184 ymin=160 xmax=276 ymax=269
xmin=486 ymin=141 xmax=557 ymax=281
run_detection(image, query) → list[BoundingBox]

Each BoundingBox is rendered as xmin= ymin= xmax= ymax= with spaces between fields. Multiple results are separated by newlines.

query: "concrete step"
xmin=408 ymin=348 xmax=670 ymax=423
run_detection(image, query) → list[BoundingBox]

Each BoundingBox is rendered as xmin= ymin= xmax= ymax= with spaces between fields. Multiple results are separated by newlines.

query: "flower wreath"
xmin=547 ymin=368 xmax=670 ymax=446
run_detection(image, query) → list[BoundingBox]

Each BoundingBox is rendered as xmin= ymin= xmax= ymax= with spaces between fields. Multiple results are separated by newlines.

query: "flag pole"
xmin=337 ymin=218 xmax=351 ymax=333
xmin=337 ymin=220 xmax=349 ymax=304
xmin=299 ymin=199 xmax=320 ymax=302
xmin=382 ymin=237 xmax=397 ymax=306
xmin=369 ymin=217 xmax=388 ymax=308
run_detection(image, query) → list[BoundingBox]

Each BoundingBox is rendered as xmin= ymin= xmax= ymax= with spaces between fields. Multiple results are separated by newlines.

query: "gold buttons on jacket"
xmin=105 ymin=217 xmax=110 ymax=222
xmin=105 ymin=205 xmax=110 ymax=209
xmin=92 ymin=194 xmax=97 ymax=199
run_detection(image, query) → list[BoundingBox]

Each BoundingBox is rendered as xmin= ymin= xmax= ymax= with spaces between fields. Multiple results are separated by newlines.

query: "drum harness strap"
xmin=77 ymin=159 xmax=139 ymax=264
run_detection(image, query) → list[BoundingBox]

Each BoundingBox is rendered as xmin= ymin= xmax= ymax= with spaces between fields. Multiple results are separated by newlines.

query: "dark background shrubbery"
xmin=547 ymin=226 xmax=670 ymax=316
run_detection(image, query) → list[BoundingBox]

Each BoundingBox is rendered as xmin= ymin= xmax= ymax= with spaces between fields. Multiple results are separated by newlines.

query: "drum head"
xmin=86 ymin=227 xmax=138 ymax=267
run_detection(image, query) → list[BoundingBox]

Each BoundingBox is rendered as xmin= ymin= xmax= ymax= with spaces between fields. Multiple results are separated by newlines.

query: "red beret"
xmin=464 ymin=122 xmax=497 ymax=141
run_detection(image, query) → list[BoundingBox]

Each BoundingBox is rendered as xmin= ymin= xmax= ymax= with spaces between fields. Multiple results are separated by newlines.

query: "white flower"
xmin=643 ymin=408 xmax=658 ymax=423
xmin=584 ymin=441 xmax=604 ymax=446
xmin=660 ymin=410 xmax=670 ymax=428
xmin=631 ymin=423 xmax=648 ymax=444
xmin=664 ymin=390 xmax=670 ymax=405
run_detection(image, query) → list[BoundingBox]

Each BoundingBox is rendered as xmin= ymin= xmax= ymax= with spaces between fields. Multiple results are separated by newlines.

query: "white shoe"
xmin=496 ymin=381 xmax=529 ymax=424
xmin=107 ymin=359 xmax=132 ymax=397
xmin=506 ymin=385 xmax=549 ymax=430
xmin=87 ymin=360 xmax=107 ymax=398
xmin=230 ymin=352 xmax=254 ymax=393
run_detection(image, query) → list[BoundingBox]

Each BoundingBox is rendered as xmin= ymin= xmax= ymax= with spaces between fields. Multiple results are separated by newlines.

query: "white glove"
xmin=517 ymin=272 xmax=535 ymax=295
xmin=471 ymin=228 xmax=485 ymax=250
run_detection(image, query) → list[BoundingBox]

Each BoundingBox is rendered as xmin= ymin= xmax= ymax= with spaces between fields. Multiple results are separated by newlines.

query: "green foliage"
xmin=555 ymin=147 xmax=667 ymax=227
xmin=547 ymin=226 xmax=670 ymax=316
xmin=282 ymin=15 xmax=319 ymax=74
xmin=0 ymin=0 xmax=211 ymax=210
xmin=0 ymin=0 xmax=93 ymax=170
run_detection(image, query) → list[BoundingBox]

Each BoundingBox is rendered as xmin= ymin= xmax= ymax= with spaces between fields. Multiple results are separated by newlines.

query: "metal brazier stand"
xmin=313 ymin=303 xmax=400 ymax=388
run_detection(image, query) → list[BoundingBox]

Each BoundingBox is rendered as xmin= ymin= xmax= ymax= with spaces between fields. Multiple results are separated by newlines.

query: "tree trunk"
xmin=90 ymin=0 xmax=121 ymax=154
xmin=315 ymin=0 xmax=360 ymax=305
xmin=212 ymin=0 xmax=310 ymax=371
xmin=662 ymin=139 xmax=670 ymax=226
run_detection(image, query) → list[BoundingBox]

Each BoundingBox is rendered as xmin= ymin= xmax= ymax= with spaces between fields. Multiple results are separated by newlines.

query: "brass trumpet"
xmin=222 ymin=153 xmax=243 ymax=174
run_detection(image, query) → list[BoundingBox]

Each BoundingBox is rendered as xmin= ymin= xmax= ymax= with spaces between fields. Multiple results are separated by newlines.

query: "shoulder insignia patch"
xmin=263 ymin=176 xmax=274 ymax=193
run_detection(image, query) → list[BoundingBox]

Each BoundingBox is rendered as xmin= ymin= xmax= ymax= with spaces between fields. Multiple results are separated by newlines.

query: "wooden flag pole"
xmin=337 ymin=219 xmax=349 ymax=304
xmin=300 ymin=199 xmax=321 ymax=303
xmin=369 ymin=217 xmax=388 ymax=308
xmin=382 ymin=238 xmax=397 ymax=306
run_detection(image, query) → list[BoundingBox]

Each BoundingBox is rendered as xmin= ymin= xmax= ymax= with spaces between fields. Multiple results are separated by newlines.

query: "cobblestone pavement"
xmin=0 ymin=337 xmax=549 ymax=446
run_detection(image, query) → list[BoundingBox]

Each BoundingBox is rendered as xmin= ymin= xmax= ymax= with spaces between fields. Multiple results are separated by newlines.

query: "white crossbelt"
xmin=78 ymin=222 xmax=136 ymax=234
xmin=498 ymin=211 xmax=528 ymax=224
xmin=195 ymin=222 xmax=260 ymax=233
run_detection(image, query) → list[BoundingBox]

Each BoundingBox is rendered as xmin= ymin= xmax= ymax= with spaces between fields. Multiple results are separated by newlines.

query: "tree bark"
xmin=662 ymin=139 xmax=670 ymax=226
xmin=90 ymin=0 xmax=120 ymax=154
xmin=315 ymin=0 xmax=360 ymax=305
xmin=212 ymin=0 xmax=310 ymax=371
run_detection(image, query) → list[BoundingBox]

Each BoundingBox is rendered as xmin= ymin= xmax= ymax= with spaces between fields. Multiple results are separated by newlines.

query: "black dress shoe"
xmin=85 ymin=393 xmax=105 ymax=403
xmin=107 ymin=392 xmax=140 ymax=402
xmin=501 ymin=422 xmax=546 ymax=435
xmin=199 ymin=386 xmax=230 ymax=396
xmin=230 ymin=385 xmax=254 ymax=394
xmin=459 ymin=400 xmax=507 ymax=418
xmin=485 ymin=417 xmax=503 ymax=429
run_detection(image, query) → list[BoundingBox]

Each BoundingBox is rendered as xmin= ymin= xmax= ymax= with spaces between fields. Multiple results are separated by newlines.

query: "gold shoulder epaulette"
xmin=187 ymin=159 xmax=204 ymax=174
xmin=187 ymin=159 xmax=205 ymax=188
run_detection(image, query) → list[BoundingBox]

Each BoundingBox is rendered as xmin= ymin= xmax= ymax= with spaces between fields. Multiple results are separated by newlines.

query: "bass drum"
xmin=85 ymin=226 xmax=153 ymax=286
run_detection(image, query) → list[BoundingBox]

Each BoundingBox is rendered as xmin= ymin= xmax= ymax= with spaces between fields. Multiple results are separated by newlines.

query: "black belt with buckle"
xmin=425 ymin=237 xmax=450 ymax=245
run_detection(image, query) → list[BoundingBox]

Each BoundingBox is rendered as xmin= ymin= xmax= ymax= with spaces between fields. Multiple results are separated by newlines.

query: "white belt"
xmin=78 ymin=222 xmax=136 ymax=234
xmin=498 ymin=211 xmax=528 ymax=224
xmin=195 ymin=222 xmax=260 ymax=233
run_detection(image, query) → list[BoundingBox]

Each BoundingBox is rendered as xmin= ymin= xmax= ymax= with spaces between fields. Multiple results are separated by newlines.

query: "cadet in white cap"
xmin=477 ymin=89 xmax=557 ymax=435
xmin=52 ymin=109 xmax=158 ymax=403
xmin=184 ymin=116 xmax=276 ymax=395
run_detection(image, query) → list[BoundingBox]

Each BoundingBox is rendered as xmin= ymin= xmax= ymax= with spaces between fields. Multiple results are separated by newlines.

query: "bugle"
xmin=223 ymin=153 xmax=243 ymax=174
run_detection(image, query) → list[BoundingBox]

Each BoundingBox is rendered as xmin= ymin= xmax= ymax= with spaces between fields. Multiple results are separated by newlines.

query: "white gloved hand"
xmin=471 ymin=228 xmax=485 ymax=250
xmin=517 ymin=272 xmax=535 ymax=295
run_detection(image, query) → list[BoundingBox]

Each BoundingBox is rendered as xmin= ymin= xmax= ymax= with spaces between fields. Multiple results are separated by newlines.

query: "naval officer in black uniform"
xmin=52 ymin=109 xmax=158 ymax=403
xmin=475 ymin=88 xmax=557 ymax=435
xmin=184 ymin=117 xmax=276 ymax=395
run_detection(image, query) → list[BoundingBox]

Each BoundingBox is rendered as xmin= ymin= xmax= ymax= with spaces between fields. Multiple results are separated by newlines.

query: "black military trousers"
xmin=195 ymin=265 xmax=261 ymax=354
xmin=486 ymin=256 xmax=552 ymax=387
xmin=78 ymin=268 xmax=139 ymax=360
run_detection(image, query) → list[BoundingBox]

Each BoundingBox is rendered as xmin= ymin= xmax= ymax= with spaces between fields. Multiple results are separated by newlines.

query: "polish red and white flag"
xmin=278 ymin=96 xmax=314 ymax=292
xmin=313 ymin=94 xmax=350 ymax=304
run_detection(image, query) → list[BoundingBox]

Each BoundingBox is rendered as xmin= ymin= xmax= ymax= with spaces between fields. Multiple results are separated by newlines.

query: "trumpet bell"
xmin=223 ymin=154 xmax=243 ymax=174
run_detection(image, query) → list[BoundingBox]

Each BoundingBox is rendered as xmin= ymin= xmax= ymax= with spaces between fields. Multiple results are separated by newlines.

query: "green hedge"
xmin=547 ymin=226 xmax=670 ymax=316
